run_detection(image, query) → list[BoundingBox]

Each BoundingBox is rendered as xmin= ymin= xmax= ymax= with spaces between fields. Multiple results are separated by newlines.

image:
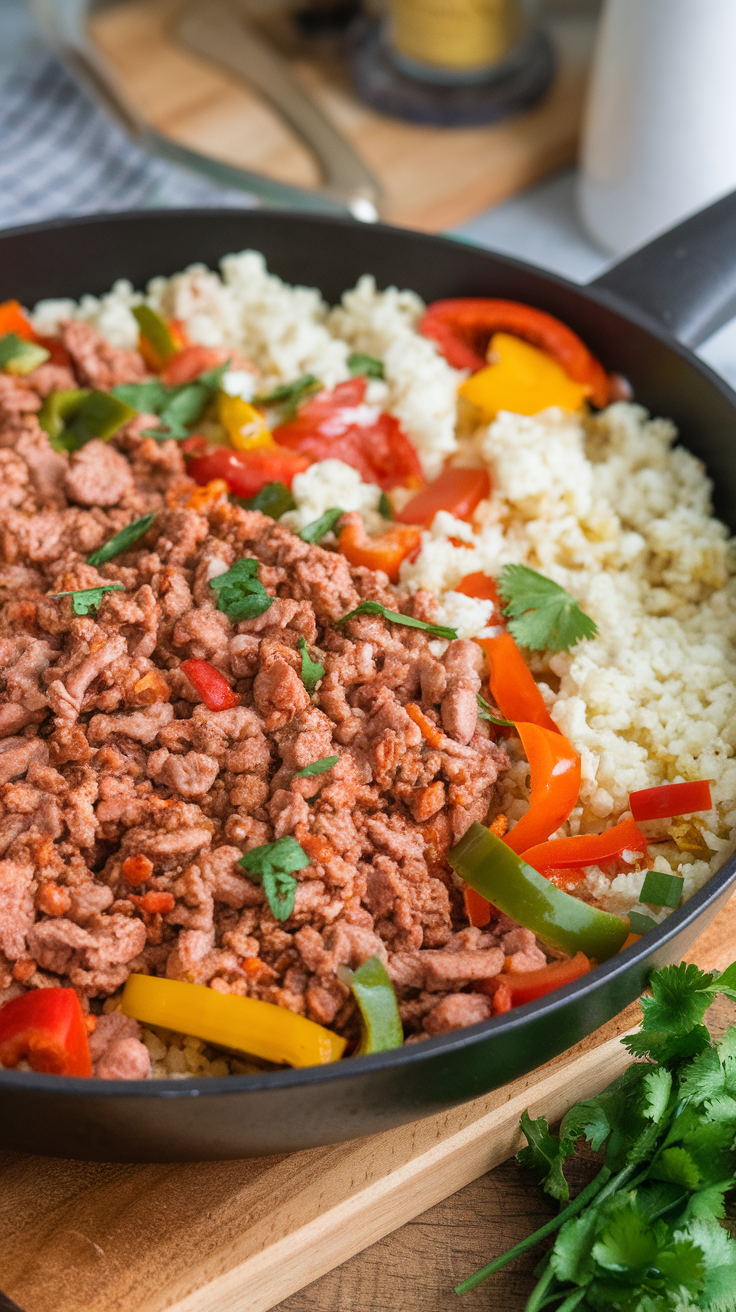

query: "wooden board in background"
xmin=2 ymin=891 xmax=735 ymax=1312
xmin=88 ymin=0 xmax=595 ymax=230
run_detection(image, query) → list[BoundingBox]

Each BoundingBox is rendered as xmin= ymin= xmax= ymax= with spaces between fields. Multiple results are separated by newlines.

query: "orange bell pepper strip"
xmin=464 ymin=885 xmax=493 ymax=928
xmin=336 ymin=514 xmax=421 ymax=583
xmin=405 ymin=702 xmax=444 ymax=749
xmin=520 ymin=817 xmax=648 ymax=875
xmin=419 ymin=298 xmax=610 ymax=408
xmin=504 ymin=721 xmax=581 ymax=855
xmin=160 ymin=344 xmax=230 ymax=386
xmin=396 ymin=467 xmax=491 ymax=527
xmin=476 ymin=632 xmax=559 ymax=733
xmin=0 ymin=988 xmax=92 ymax=1076
xmin=456 ymin=571 xmax=502 ymax=606
xmin=476 ymin=952 xmax=592 ymax=1007
xmin=0 ymin=298 xmax=36 ymax=341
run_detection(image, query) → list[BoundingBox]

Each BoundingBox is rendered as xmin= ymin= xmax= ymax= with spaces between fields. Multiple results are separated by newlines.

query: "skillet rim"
xmin=0 ymin=206 xmax=734 ymax=1101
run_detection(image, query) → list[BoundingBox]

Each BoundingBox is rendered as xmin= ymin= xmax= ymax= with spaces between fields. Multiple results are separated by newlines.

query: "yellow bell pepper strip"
xmin=475 ymin=633 xmax=559 ymax=734
xmin=121 ymin=974 xmax=346 ymax=1068
xmin=217 ymin=392 xmax=274 ymax=451
xmin=459 ymin=333 xmax=592 ymax=423
xmin=504 ymin=722 xmax=581 ymax=855
xmin=448 ymin=824 xmax=628 ymax=960
xmin=338 ymin=955 xmax=404 ymax=1054
xmin=0 ymin=332 xmax=50 ymax=375
xmin=38 ymin=388 xmax=90 ymax=443
xmin=132 ymin=305 xmax=185 ymax=371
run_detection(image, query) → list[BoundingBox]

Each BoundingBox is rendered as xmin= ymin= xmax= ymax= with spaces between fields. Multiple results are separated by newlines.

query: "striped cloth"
xmin=0 ymin=51 xmax=252 ymax=229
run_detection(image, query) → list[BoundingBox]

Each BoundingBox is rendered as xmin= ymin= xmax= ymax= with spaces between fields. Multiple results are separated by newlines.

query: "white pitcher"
xmin=578 ymin=0 xmax=736 ymax=256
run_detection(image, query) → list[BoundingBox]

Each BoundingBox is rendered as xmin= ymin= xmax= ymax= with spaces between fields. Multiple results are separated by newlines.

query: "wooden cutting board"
xmin=87 ymin=0 xmax=595 ymax=230
xmin=2 ymin=890 xmax=735 ymax=1312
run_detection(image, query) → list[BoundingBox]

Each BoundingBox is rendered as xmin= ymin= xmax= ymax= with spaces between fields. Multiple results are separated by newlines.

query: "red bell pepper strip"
xmin=504 ymin=721 xmax=581 ymax=855
xmin=419 ymin=298 xmax=610 ymax=408
xmin=0 ymin=988 xmax=92 ymax=1076
xmin=187 ymin=445 xmax=311 ymax=498
xmin=337 ymin=515 xmax=421 ymax=583
xmin=464 ymin=885 xmax=493 ymax=928
xmin=476 ymin=632 xmax=559 ymax=733
xmin=180 ymin=658 xmax=239 ymax=711
xmin=520 ymin=817 xmax=648 ymax=875
xmin=273 ymin=377 xmax=423 ymax=491
xmin=477 ymin=952 xmax=592 ymax=1007
xmin=160 ymin=345 xmax=230 ymax=386
xmin=629 ymin=779 xmax=713 ymax=822
xmin=395 ymin=468 xmax=491 ymax=527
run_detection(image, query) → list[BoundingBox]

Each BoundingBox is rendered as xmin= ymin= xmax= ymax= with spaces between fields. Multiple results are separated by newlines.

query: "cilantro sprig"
xmin=298 ymin=637 xmax=325 ymax=693
xmin=86 ymin=513 xmax=156 ymax=567
xmin=210 ymin=558 xmax=273 ymax=621
xmin=299 ymin=507 xmax=344 ymax=544
xmin=51 ymin=583 xmax=124 ymax=615
xmin=456 ymin=959 xmax=736 ymax=1309
xmin=238 ymin=836 xmax=309 ymax=921
xmin=294 ymin=755 xmax=339 ymax=779
xmin=348 ymin=352 xmax=384 ymax=379
xmin=113 ymin=360 xmax=229 ymax=441
xmin=477 ymin=692 xmax=513 ymax=727
xmin=497 ymin=564 xmax=598 ymax=652
xmin=336 ymin=599 xmax=458 ymax=641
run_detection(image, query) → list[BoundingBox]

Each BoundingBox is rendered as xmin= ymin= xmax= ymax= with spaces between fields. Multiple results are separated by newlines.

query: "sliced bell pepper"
xmin=160 ymin=345 xmax=230 ymax=386
xmin=459 ymin=334 xmax=592 ymax=424
xmin=121 ymin=974 xmax=346 ymax=1067
xmin=395 ymin=467 xmax=491 ymax=527
xmin=419 ymin=298 xmax=610 ymax=408
xmin=629 ymin=779 xmax=713 ymax=822
xmin=448 ymin=824 xmax=628 ymax=960
xmin=38 ymin=388 xmax=90 ymax=442
xmin=405 ymin=702 xmax=444 ymax=749
xmin=180 ymin=658 xmax=239 ymax=711
xmin=0 ymin=299 xmax=36 ymax=340
xmin=476 ymin=633 xmax=559 ymax=733
xmin=273 ymin=377 xmax=423 ymax=491
xmin=217 ymin=393 xmax=273 ymax=451
xmin=61 ymin=390 xmax=137 ymax=450
xmin=0 ymin=333 xmax=50 ymax=376
xmin=187 ymin=444 xmax=311 ymax=498
xmin=520 ymin=817 xmax=648 ymax=875
xmin=0 ymin=987 xmax=92 ymax=1076
xmin=464 ymin=885 xmax=494 ymax=928
xmin=132 ymin=305 xmax=185 ymax=371
xmin=477 ymin=952 xmax=592 ymax=1006
xmin=504 ymin=721 xmax=581 ymax=854
xmin=456 ymin=572 xmax=503 ymax=614
xmin=336 ymin=516 xmax=421 ymax=583
xmin=338 ymin=955 xmax=403 ymax=1053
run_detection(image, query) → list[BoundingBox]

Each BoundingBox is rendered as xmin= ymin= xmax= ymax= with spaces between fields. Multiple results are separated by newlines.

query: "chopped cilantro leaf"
xmin=335 ymin=599 xmax=457 ymax=641
xmin=497 ymin=563 xmax=598 ymax=652
xmin=299 ymin=507 xmax=344 ymax=544
xmin=238 ymin=836 xmax=309 ymax=921
xmin=113 ymin=361 xmax=229 ymax=441
xmin=237 ymin=481 xmax=296 ymax=518
xmin=86 ymin=513 xmax=156 ymax=567
xmin=254 ymin=374 xmax=320 ymax=420
xmin=348 ymin=352 xmax=384 ymax=379
xmin=298 ymin=637 xmax=325 ymax=693
xmin=476 ymin=692 xmax=513 ymax=727
xmin=378 ymin=491 xmax=393 ymax=520
xmin=52 ymin=583 xmax=124 ymax=615
xmin=209 ymin=558 xmax=273 ymax=621
xmin=294 ymin=755 xmax=339 ymax=778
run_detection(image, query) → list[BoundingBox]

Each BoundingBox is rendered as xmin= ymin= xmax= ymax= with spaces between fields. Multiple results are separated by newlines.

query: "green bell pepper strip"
xmin=0 ymin=333 xmax=50 ymax=375
xmin=65 ymin=391 xmax=137 ymax=450
xmin=132 ymin=305 xmax=179 ymax=362
xmin=38 ymin=389 xmax=90 ymax=443
xmin=338 ymin=955 xmax=403 ymax=1053
xmin=448 ymin=823 xmax=629 ymax=961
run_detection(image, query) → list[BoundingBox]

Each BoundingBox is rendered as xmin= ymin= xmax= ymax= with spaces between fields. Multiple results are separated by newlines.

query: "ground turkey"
xmin=0 ymin=322 xmax=546 ymax=1079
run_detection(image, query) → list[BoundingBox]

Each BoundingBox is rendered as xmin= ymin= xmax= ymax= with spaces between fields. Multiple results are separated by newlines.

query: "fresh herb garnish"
xmin=254 ymin=374 xmax=321 ymax=420
xmin=51 ymin=583 xmax=124 ymax=615
xmin=238 ymin=836 xmax=309 ymax=921
xmin=379 ymin=491 xmax=393 ymax=520
xmin=497 ymin=564 xmax=598 ymax=652
xmin=476 ymin=692 xmax=513 ymax=727
xmin=456 ymin=959 xmax=736 ymax=1309
xmin=336 ymin=599 xmax=458 ymax=641
xmin=299 ymin=507 xmax=344 ymax=544
xmin=294 ymin=755 xmax=339 ymax=778
xmin=113 ymin=361 xmax=229 ymax=441
xmin=640 ymin=870 xmax=684 ymax=909
xmin=86 ymin=513 xmax=156 ymax=567
xmin=237 ymin=481 xmax=296 ymax=518
xmin=209 ymin=558 xmax=273 ymax=621
xmin=348 ymin=352 xmax=384 ymax=380
xmin=298 ymin=637 xmax=325 ymax=693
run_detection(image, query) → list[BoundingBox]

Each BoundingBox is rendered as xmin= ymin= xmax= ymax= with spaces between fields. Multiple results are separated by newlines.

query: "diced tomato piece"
xmin=273 ymin=377 xmax=423 ymax=490
xmin=187 ymin=445 xmax=310 ymax=498
xmin=396 ymin=467 xmax=490 ymax=527
xmin=160 ymin=345 xmax=230 ymax=386
xmin=0 ymin=988 xmax=91 ymax=1076
xmin=629 ymin=780 xmax=713 ymax=822
xmin=180 ymin=658 xmax=239 ymax=711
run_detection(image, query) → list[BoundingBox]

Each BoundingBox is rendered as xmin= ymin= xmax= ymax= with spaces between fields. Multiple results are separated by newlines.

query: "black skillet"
xmin=1 ymin=197 xmax=736 ymax=1161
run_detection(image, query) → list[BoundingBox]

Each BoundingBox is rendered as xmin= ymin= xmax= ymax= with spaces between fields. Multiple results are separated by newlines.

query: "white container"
xmin=578 ymin=0 xmax=736 ymax=256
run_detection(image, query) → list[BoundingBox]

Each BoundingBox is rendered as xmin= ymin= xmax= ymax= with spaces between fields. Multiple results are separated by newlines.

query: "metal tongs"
xmin=30 ymin=0 xmax=381 ymax=219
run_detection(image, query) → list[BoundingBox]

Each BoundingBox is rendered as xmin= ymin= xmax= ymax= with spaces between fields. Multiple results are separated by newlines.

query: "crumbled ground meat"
xmin=0 ymin=322 xmax=548 ymax=1078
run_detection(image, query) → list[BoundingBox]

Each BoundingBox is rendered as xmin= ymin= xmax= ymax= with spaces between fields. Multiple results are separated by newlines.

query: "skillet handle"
xmin=590 ymin=188 xmax=736 ymax=348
